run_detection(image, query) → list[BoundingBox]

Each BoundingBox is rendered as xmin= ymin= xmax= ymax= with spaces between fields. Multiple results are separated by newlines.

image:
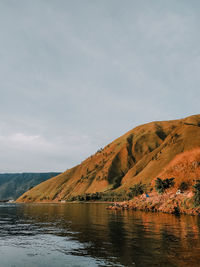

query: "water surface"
xmin=0 ymin=203 xmax=200 ymax=266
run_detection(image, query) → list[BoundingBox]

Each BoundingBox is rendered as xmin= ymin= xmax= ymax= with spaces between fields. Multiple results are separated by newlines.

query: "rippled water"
xmin=0 ymin=203 xmax=200 ymax=267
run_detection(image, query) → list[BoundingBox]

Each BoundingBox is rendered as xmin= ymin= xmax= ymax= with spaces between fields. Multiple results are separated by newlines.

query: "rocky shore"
xmin=107 ymin=190 xmax=200 ymax=215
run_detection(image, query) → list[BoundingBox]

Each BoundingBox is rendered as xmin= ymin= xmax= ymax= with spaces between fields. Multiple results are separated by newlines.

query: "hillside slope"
xmin=108 ymin=148 xmax=200 ymax=215
xmin=156 ymin=147 xmax=200 ymax=188
xmin=0 ymin=172 xmax=60 ymax=200
xmin=17 ymin=114 xmax=200 ymax=203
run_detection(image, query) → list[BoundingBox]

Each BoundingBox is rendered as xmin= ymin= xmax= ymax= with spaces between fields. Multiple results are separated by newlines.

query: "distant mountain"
xmin=0 ymin=172 xmax=61 ymax=200
xmin=17 ymin=115 xmax=200 ymax=205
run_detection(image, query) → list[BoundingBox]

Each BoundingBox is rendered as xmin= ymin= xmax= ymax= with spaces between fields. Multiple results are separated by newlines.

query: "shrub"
xmin=164 ymin=178 xmax=175 ymax=188
xmin=179 ymin=181 xmax=188 ymax=191
xmin=193 ymin=180 xmax=200 ymax=207
xmin=129 ymin=182 xmax=145 ymax=197
xmin=155 ymin=177 xmax=175 ymax=194
xmin=67 ymin=190 xmax=141 ymax=202
xmin=96 ymin=148 xmax=103 ymax=153
xmin=155 ymin=178 xmax=165 ymax=194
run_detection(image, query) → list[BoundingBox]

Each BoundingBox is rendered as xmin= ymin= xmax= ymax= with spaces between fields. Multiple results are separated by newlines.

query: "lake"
xmin=0 ymin=203 xmax=200 ymax=267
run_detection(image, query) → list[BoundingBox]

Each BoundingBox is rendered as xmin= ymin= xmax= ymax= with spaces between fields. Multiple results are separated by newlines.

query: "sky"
xmin=0 ymin=0 xmax=200 ymax=172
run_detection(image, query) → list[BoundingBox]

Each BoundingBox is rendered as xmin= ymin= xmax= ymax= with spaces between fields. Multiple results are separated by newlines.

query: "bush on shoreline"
xmin=193 ymin=180 xmax=200 ymax=206
xmin=155 ymin=177 xmax=175 ymax=194
xmin=179 ymin=181 xmax=189 ymax=191
xmin=67 ymin=190 xmax=134 ymax=202
xmin=128 ymin=183 xmax=145 ymax=198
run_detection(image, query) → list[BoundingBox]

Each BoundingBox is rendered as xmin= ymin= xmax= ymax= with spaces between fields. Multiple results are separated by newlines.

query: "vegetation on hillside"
xmin=155 ymin=177 xmax=175 ymax=194
xmin=193 ymin=180 xmax=200 ymax=207
xmin=129 ymin=183 xmax=145 ymax=197
xmin=0 ymin=173 xmax=60 ymax=200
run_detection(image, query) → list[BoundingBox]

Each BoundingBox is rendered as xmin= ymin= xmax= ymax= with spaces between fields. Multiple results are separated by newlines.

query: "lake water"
xmin=0 ymin=203 xmax=200 ymax=267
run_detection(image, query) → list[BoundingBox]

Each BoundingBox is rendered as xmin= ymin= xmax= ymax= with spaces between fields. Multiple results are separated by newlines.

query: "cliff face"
xmin=16 ymin=114 xmax=200 ymax=203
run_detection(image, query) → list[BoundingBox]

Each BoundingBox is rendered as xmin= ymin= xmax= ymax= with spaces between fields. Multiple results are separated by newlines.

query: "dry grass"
xmin=16 ymin=114 xmax=200 ymax=203
xmin=157 ymin=148 xmax=200 ymax=188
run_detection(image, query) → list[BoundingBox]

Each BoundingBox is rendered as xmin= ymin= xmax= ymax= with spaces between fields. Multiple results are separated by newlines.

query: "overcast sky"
xmin=0 ymin=0 xmax=200 ymax=172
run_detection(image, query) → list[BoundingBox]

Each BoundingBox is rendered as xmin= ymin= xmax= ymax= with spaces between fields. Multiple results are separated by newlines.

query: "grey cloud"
xmin=0 ymin=0 xmax=200 ymax=172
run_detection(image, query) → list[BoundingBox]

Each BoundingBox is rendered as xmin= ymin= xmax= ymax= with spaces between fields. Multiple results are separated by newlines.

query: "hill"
xmin=107 ymin=148 xmax=200 ymax=215
xmin=0 ymin=172 xmax=60 ymax=200
xmin=16 ymin=114 xmax=200 ymax=205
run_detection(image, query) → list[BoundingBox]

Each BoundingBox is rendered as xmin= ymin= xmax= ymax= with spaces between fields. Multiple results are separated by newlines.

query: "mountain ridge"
xmin=0 ymin=172 xmax=61 ymax=200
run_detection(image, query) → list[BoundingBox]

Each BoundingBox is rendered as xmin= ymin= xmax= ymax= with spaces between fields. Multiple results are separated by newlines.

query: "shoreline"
xmin=107 ymin=190 xmax=200 ymax=216
xmin=14 ymin=201 xmax=113 ymax=204
xmin=14 ymin=187 xmax=200 ymax=216
xmin=15 ymin=195 xmax=200 ymax=216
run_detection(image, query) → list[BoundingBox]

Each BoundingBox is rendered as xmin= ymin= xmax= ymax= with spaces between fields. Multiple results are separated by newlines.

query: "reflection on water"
xmin=0 ymin=203 xmax=200 ymax=267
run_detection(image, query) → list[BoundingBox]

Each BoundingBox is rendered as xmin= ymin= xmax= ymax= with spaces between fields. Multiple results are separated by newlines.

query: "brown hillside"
xmin=17 ymin=114 xmax=200 ymax=203
xmin=155 ymin=148 xmax=200 ymax=189
xmin=107 ymin=148 xmax=200 ymax=215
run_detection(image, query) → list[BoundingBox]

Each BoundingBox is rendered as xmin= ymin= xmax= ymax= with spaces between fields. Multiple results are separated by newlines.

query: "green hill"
xmin=0 ymin=172 xmax=60 ymax=200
